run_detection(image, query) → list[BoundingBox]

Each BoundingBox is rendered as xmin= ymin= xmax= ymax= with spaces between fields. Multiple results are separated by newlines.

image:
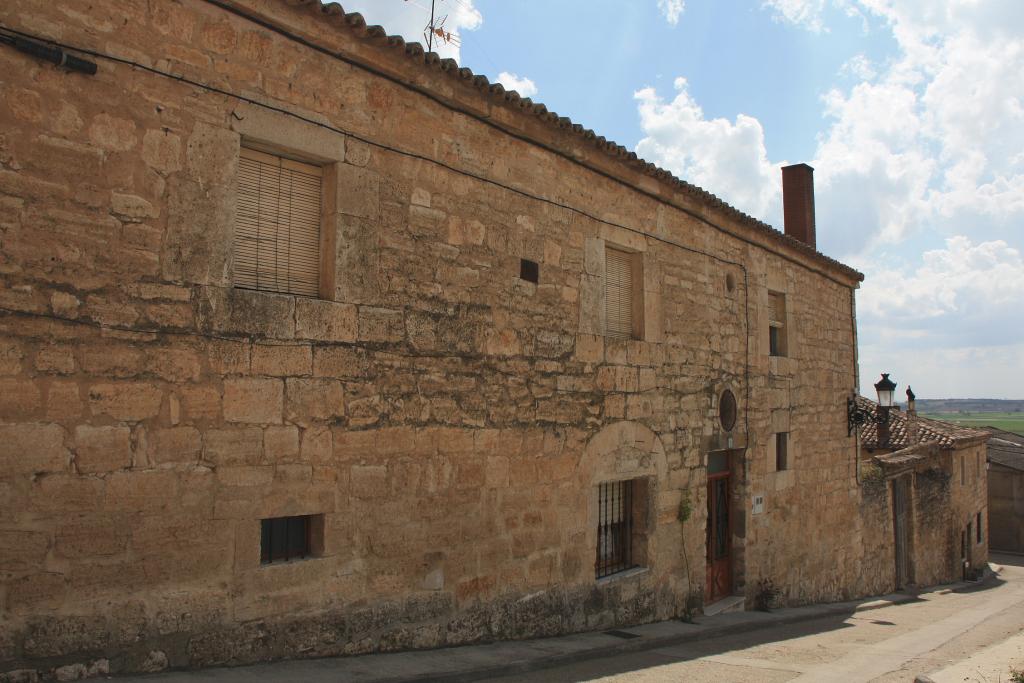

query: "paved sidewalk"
xmin=116 ymin=591 xmax=921 ymax=682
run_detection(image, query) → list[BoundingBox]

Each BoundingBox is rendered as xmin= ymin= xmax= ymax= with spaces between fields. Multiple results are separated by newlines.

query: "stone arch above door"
xmin=579 ymin=420 xmax=668 ymax=484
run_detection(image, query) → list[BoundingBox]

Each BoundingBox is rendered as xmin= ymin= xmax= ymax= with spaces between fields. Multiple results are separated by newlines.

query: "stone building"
xmin=984 ymin=428 xmax=1024 ymax=554
xmin=857 ymin=394 xmax=990 ymax=586
xmin=0 ymin=0 xmax=982 ymax=678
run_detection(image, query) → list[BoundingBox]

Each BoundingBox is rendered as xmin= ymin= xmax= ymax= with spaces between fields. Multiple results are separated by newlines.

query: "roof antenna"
xmin=407 ymin=0 xmax=456 ymax=53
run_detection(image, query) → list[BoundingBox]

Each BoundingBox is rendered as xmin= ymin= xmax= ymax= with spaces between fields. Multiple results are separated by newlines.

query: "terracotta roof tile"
xmin=856 ymin=396 xmax=989 ymax=450
xmin=271 ymin=0 xmax=863 ymax=282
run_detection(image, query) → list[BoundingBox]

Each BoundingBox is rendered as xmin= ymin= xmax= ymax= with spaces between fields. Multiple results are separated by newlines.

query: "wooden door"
xmin=706 ymin=469 xmax=732 ymax=603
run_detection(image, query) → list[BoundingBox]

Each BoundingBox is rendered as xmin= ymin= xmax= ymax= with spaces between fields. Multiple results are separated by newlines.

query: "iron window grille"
xmin=596 ymin=480 xmax=635 ymax=578
xmin=260 ymin=515 xmax=312 ymax=564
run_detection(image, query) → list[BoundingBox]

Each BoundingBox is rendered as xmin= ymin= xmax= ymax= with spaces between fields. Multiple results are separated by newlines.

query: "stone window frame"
xmin=593 ymin=475 xmax=647 ymax=581
xmin=774 ymin=432 xmax=789 ymax=471
xmin=259 ymin=513 xmax=325 ymax=565
xmin=603 ymin=244 xmax=644 ymax=340
xmin=579 ymin=230 xmax=662 ymax=343
xmin=234 ymin=144 xmax=328 ymax=298
xmin=768 ymin=291 xmax=788 ymax=357
xmin=228 ymin=104 xmax=352 ymax=304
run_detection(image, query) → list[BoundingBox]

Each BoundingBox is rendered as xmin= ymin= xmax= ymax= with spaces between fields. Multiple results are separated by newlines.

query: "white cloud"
xmin=811 ymin=2 xmax=1024 ymax=258
xmin=634 ymin=78 xmax=780 ymax=221
xmin=762 ymin=0 xmax=829 ymax=32
xmin=496 ymin=72 xmax=538 ymax=98
xmin=336 ymin=0 xmax=482 ymax=62
xmin=841 ymin=54 xmax=876 ymax=80
xmin=658 ymin=0 xmax=686 ymax=26
xmin=857 ymin=237 xmax=1024 ymax=397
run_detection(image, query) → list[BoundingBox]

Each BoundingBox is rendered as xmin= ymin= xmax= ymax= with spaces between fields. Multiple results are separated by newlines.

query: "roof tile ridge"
xmin=276 ymin=0 xmax=861 ymax=280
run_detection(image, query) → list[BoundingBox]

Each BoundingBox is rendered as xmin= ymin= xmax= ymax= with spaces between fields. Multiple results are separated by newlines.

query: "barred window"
xmin=234 ymin=147 xmax=322 ymax=297
xmin=260 ymin=515 xmax=314 ymax=565
xmin=596 ymin=480 xmax=635 ymax=578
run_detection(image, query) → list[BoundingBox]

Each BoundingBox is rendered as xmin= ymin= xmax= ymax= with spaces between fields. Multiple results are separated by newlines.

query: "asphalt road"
xmin=489 ymin=553 xmax=1024 ymax=683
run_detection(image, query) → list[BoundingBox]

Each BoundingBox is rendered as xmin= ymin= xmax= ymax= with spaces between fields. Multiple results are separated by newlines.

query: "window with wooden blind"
xmin=234 ymin=147 xmax=322 ymax=297
xmin=604 ymin=246 xmax=640 ymax=339
xmin=768 ymin=291 xmax=787 ymax=357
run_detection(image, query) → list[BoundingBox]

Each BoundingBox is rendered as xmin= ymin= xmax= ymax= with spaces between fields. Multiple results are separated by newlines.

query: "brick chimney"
xmin=782 ymin=163 xmax=816 ymax=249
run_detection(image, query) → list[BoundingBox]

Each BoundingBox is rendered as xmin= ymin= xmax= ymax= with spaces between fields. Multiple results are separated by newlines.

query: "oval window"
xmin=719 ymin=389 xmax=737 ymax=432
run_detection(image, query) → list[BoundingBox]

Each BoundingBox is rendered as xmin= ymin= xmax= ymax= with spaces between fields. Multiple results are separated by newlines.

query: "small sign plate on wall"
xmin=752 ymin=494 xmax=765 ymax=515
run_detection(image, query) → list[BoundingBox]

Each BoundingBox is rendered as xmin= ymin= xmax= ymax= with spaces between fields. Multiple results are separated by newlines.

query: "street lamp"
xmin=874 ymin=373 xmax=897 ymax=409
xmin=847 ymin=372 xmax=898 ymax=436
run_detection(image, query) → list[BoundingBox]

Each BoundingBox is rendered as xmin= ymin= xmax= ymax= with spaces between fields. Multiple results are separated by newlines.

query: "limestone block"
xmin=285 ymin=378 xmax=345 ymax=425
xmin=87 ymin=382 xmax=163 ymax=421
xmin=334 ymin=164 xmax=379 ymax=219
xmin=150 ymin=426 xmax=202 ymax=465
xmin=300 ymin=426 xmax=332 ymax=463
xmin=223 ymin=378 xmax=283 ymax=424
xmin=105 ymin=470 xmax=179 ymax=511
xmin=358 ymin=307 xmax=404 ymax=343
xmin=110 ymin=192 xmax=158 ymax=221
xmin=181 ymin=385 xmax=221 ymax=421
xmin=203 ymin=428 xmax=263 ymax=466
xmin=6 ymin=572 xmax=67 ymax=611
xmin=0 ymin=338 xmax=23 ymax=375
xmin=0 ymin=529 xmax=49 ymax=572
xmin=142 ymin=129 xmax=183 ymax=174
xmin=229 ymin=102 xmax=344 ymax=163
xmin=574 ymin=334 xmax=604 ymax=363
xmin=252 ymin=343 xmax=313 ymax=377
xmin=0 ymin=377 xmax=41 ymax=417
xmin=74 ymin=425 xmax=132 ymax=473
xmin=162 ymin=122 xmax=239 ymax=285
xmin=197 ymin=286 xmax=295 ymax=339
xmin=264 ymin=425 xmax=300 ymax=460
xmin=217 ymin=465 xmax=273 ymax=487
xmin=295 ymin=298 xmax=357 ymax=342
xmin=351 ymin=465 xmax=388 ymax=499
xmin=55 ymin=519 xmax=128 ymax=558
xmin=0 ymin=423 xmax=69 ymax=475
xmin=29 ymin=474 xmax=104 ymax=513
xmin=88 ymin=113 xmax=137 ymax=151
xmin=35 ymin=346 xmax=75 ymax=374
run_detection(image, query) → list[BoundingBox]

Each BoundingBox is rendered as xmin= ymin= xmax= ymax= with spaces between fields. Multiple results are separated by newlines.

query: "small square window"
xmin=520 ymin=258 xmax=539 ymax=283
xmin=775 ymin=432 xmax=789 ymax=471
xmin=235 ymin=147 xmax=323 ymax=297
xmin=260 ymin=514 xmax=319 ymax=564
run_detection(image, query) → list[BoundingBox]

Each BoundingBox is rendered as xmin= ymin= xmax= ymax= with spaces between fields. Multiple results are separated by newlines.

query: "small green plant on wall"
xmin=1010 ymin=668 xmax=1024 ymax=683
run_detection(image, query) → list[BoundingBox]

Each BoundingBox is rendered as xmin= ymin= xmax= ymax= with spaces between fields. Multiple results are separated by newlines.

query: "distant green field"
xmin=921 ymin=412 xmax=1024 ymax=434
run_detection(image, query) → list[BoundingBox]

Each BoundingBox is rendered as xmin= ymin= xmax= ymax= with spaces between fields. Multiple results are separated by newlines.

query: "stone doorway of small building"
xmin=892 ymin=475 xmax=913 ymax=589
xmin=706 ymin=450 xmax=734 ymax=605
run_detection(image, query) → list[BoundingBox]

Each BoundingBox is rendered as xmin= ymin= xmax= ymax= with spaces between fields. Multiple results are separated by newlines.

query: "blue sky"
xmin=344 ymin=0 xmax=1024 ymax=400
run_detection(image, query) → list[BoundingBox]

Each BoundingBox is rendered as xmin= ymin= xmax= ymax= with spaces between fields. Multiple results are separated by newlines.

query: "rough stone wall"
xmin=988 ymin=464 xmax=1024 ymax=553
xmin=0 ymin=0 xmax=884 ymax=677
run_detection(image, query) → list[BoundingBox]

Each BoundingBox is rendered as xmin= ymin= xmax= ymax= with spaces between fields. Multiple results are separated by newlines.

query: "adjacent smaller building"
xmin=855 ymin=393 xmax=989 ymax=586
xmin=984 ymin=428 xmax=1024 ymax=554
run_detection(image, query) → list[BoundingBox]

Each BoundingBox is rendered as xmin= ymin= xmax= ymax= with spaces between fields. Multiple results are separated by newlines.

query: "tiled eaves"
xmin=855 ymin=396 xmax=990 ymax=450
xmin=276 ymin=0 xmax=863 ymax=283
